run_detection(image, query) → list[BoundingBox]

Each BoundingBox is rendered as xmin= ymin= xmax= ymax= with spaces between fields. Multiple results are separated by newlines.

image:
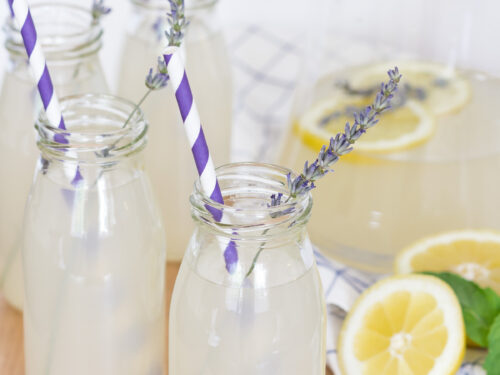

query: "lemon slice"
xmin=338 ymin=275 xmax=465 ymax=375
xmin=396 ymin=230 xmax=500 ymax=295
xmin=350 ymin=61 xmax=471 ymax=116
xmin=295 ymin=95 xmax=434 ymax=154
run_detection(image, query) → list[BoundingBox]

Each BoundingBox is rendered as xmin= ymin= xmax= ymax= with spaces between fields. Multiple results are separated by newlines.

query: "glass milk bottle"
xmin=0 ymin=3 xmax=108 ymax=311
xmin=23 ymin=94 xmax=166 ymax=375
xmin=118 ymin=0 xmax=232 ymax=261
xmin=169 ymin=163 xmax=326 ymax=375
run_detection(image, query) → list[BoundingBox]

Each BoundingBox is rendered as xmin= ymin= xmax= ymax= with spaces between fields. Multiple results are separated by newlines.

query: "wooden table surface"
xmin=0 ymin=262 xmax=333 ymax=375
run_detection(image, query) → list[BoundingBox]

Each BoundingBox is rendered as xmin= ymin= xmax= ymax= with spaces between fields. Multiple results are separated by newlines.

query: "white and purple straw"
xmin=163 ymin=46 xmax=238 ymax=273
xmin=163 ymin=47 xmax=224 ymax=218
xmin=7 ymin=0 xmax=66 ymax=135
xmin=7 ymin=0 xmax=85 ymax=188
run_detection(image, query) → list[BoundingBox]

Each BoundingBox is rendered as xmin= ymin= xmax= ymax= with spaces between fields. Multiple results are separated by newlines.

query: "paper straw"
xmin=163 ymin=46 xmax=238 ymax=273
xmin=163 ymin=46 xmax=224 ymax=219
xmin=8 ymin=0 xmax=66 ymax=135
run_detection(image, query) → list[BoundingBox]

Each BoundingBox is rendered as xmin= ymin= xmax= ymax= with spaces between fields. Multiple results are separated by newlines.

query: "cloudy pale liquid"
xmin=118 ymin=32 xmax=232 ymax=261
xmin=0 ymin=66 xmax=108 ymax=310
xmin=23 ymin=172 xmax=166 ymax=375
xmin=281 ymin=69 xmax=500 ymax=272
xmin=169 ymin=252 xmax=325 ymax=375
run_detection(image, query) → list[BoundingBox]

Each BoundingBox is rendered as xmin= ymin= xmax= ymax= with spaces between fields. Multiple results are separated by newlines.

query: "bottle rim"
xmin=190 ymin=162 xmax=313 ymax=240
xmin=36 ymin=94 xmax=148 ymax=164
xmin=4 ymin=2 xmax=103 ymax=61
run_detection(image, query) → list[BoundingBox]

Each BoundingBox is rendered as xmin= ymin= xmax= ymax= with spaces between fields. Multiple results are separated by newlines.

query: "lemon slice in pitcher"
xmin=338 ymin=275 xmax=465 ymax=375
xmin=396 ymin=230 xmax=500 ymax=295
xmin=350 ymin=61 xmax=471 ymax=116
xmin=295 ymin=95 xmax=435 ymax=154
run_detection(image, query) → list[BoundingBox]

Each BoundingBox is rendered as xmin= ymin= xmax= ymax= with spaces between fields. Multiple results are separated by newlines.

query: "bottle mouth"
xmin=190 ymin=162 xmax=313 ymax=239
xmin=131 ymin=0 xmax=218 ymax=12
xmin=5 ymin=2 xmax=103 ymax=61
xmin=36 ymin=94 xmax=147 ymax=164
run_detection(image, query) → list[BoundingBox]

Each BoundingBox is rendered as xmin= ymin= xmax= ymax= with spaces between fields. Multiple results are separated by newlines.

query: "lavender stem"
xmin=123 ymin=88 xmax=153 ymax=129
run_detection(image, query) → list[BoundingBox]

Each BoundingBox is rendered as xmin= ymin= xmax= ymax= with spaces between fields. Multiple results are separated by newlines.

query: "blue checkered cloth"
xmin=228 ymin=25 xmax=302 ymax=163
xmin=229 ymin=25 xmax=487 ymax=375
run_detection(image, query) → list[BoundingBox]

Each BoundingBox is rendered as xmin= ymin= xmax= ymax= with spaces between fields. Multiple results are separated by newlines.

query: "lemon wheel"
xmin=338 ymin=274 xmax=465 ymax=375
xmin=396 ymin=230 xmax=500 ymax=295
xmin=295 ymin=96 xmax=435 ymax=155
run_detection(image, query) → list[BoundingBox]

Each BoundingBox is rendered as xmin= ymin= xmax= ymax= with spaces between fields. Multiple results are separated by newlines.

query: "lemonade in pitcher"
xmin=281 ymin=60 xmax=500 ymax=273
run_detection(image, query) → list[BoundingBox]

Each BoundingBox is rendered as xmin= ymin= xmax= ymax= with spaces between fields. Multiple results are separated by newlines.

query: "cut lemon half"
xmin=295 ymin=95 xmax=434 ymax=154
xmin=396 ymin=230 xmax=500 ymax=295
xmin=338 ymin=275 xmax=465 ymax=375
xmin=350 ymin=61 xmax=471 ymax=116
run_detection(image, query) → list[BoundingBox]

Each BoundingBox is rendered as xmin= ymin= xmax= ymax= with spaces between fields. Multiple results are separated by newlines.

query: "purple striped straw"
xmin=8 ymin=0 xmax=84 ymax=191
xmin=7 ymin=0 xmax=66 ymax=136
xmin=163 ymin=46 xmax=238 ymax=274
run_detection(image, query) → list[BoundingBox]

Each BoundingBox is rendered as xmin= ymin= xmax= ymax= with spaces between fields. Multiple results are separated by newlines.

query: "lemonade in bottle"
xmin=23 ymin=94 xmax=166 ymax=375
xmin=169 ymin=163 xmax=326 ymax=375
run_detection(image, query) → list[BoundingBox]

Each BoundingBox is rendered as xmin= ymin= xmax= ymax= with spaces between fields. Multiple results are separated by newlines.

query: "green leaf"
xmin=423 ymin=272 xmax=500 ymax=347
xmin=484 ymin=313 xmax=500 ymax=374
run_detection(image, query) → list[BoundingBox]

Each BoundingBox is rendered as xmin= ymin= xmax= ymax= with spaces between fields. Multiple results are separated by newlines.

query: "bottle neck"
xmin=189 ymin=163 xmax=314 ymax=286
xmin=36 ymin=94 xmax=147 ymax=166
xmin=190 ymin=163 xmax=313 ymax=245
xmin=4 ymin=3 xmax=103 ymax=63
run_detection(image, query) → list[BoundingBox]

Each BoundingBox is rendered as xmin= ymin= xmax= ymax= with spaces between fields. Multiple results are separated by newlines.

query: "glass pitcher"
xmin=117 ymin=0 xmax=232 ymax=261
xmin=279 ymin=0 xmax=500 ymax=273
xmin=169 ymin=162 xmax=326 ymax=375
xmin=0 ymin=2 xmax=109 ymax=310
xmin=23 ymin=94 xmax=166 ymax=375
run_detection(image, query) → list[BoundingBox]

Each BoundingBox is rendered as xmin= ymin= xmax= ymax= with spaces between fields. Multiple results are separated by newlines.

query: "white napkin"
xmin=314 ymin=249 xmax=487 ymax=375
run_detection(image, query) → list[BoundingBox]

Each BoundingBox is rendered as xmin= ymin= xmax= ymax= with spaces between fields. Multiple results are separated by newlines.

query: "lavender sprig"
xmin=123 ymin=0 xmax=188 ymax=128
xmin=245 ymin=68 xmax=402 ymax=279
xmin=92 ymin=0 xmax=111 ymax=22
xmin=283 ymin=67 xmax=401 ymax=201
xmin=99 ymin=1 xmax=187 ymax=159
xmin=121 ymin=58 xmax=170 ymax=129
xmin=165 ymin=0 xmax=190 ymax=47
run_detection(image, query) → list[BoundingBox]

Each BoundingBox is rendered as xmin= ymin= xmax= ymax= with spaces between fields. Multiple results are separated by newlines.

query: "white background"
xmin=0 ymin=0 xmax=321 ymax=92
xmin=2 ymin=0 xmax=500 ymax=89
xmin=1 ymin=0 xmax=499 ymax=134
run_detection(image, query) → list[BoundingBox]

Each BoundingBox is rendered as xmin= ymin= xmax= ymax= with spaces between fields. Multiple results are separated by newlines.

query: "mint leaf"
xmin=423 ymin=272 xmax=500 ymax=347
xmin=484 ymin=313 xmax=500 ymax=374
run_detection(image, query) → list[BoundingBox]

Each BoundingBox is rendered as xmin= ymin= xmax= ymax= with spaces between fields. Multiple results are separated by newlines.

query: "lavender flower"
xmin=92 ymin=0 xmax=111 ymax=21
xmin=165 ymin=0 xmax=190 ymax=47
xmin=285 ymin=67 xmax=401 ymax=199
xmin=145 ymin=58 xmax=170 ymax=90
xmin=122 ymin=0 xmax=190 ymax=129
xmin=269 ymin=193 xmax=284 ymax=207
